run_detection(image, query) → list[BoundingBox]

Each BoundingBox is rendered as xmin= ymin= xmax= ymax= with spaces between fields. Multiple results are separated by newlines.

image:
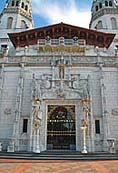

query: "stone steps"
xmin=0 ymin=151 xmax=118 ymax=160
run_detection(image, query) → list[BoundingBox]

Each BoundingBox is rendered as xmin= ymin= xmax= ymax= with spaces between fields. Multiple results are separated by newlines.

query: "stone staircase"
xmin=0 ymin=151 xmax=118 ymax=160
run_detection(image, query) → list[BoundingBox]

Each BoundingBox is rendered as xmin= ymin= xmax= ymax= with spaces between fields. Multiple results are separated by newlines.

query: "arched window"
xmin=99 ymin=3 xmax=102 ymax=9
xmin=111 ymin=17 xmax=117 ymax=29
xmin=105 ymin=1 xmax=108 ymax=6
xmin=21 ymin=20 xmax=27 ymax=29
xmin=109 ymin=1 xmax=112 ymax=6
xmin=97 ymin=21 xmax=103 ymax=29
xmin=16 ymin=1 xmax=19 ymax=6
xmin=21 ymin=2 xmax=24 ymax=8
xmin=7 ymin=17 xmax=13 ymax=29
xmin=11 ymin=0 xmax=15 ymax=6
xmin=25 ymin=5 xmax=28 ymax=11
xmin=96 ymin=5 xmax=98 ymax=11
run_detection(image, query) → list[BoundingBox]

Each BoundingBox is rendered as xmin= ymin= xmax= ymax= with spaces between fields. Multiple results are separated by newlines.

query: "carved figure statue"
xmin=58 ymin=56 xmax=65 ymax=79
xmin=32 ymin=98 xmax=42 ymax=153
xmin=32 ymin=99 xmax=42 ymax=131
xmin=32 ymin=74 xmax=41 ymax=99
xmin=74 ymin=79 xmax=89 ymax=98
xmin=59 ymin=64 xmax=65 ymax=79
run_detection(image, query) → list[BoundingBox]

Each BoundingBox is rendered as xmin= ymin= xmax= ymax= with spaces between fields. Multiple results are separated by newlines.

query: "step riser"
xmin=0 ymin=152 xmax=118 ymax=160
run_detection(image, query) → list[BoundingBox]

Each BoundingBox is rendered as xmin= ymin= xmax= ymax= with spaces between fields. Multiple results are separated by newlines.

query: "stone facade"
xmin=0 ymin=0 xmax=118 ymax=153
xmin=0 ymin=45 xmax=118 ymax=153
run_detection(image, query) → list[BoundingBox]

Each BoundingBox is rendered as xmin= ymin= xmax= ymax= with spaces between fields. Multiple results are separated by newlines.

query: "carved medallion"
xmin=33 ymin=121 xmax=41 ymax=130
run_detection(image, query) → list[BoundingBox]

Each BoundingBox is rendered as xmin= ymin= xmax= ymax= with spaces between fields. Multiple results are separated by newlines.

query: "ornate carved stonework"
xmin=31 ymin=56 xmax=90 ymax=101
xmin=111 ymin=108 xmax=118 ymax=116
xmin=32 ymin=77 xmax=89 ymax=100
xmin=4 ymin=108 xmax=11 ymax=115
xmin=32 ymin=99 xmax=42 ymax=130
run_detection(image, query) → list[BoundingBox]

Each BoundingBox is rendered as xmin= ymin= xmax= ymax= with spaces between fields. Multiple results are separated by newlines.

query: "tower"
xmin=0 ymin=0 xmax=34 ymax=55
xmin=0 ymin=0 xmax=33 ymax=30
xmin=89 ymin=0 xmax=118 ymax=33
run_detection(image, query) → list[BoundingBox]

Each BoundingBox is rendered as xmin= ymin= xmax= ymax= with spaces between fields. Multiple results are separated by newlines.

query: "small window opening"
xmin=12 ymin=1 xmax=15 ymax=6
xmin=25 ymin=5 xmax=28 ymax=11
xmin=23 ymin=119 xmax=28 ymax=133
xmin=21 ymin=2 xmax=24 ymax=8
xmin=109 ymin=1 xmax=112 ymax=6
xmin=105 ymin=1 xmax=108 ymax=6
xmin=96 ymin=5 xmax=98 ymax=11
xmin=99 ymin=3 xmax=102 ymax=9
xmin=16 ymin=1 xmax=19 ymax=6
xmin=95 ymin=120 xmax=100 ymax=134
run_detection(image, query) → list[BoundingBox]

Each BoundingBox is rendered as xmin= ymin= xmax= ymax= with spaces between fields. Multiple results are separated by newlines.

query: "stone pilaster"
xmin=12 ymin=63 xmax=24 ymax=151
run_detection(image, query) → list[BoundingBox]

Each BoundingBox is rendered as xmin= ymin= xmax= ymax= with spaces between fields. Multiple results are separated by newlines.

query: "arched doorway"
xmin=47 ymin=105 xmax=76 ymax=150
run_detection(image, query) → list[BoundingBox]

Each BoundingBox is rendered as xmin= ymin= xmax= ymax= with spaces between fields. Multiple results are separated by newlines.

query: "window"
xmin=23 ymin=119 xmax=28 ymax=133
xmin=7 ymin=17 xmax=13 ymax=29
xmin=96 ymin=5 xmax=98 ymax=11
xmin=97 ymin=21 xmax=103 ymax=29
xmin=11 ymin=0 xmax=15 ymax=6
xmin=95 ymin=120 xmax=100 ymax=134
xmin=21 ymin=2 xmax=24 ymax=8
xmin=109 ymin=1 xmax=112 ymax=6
xmin=99 ymin=3 xmax=102 ymax=9
xmin=25 ymin=5 xmax=28 ymax=11
xmin=105 ymin=1 xmax=108 ymax=6
xmin=16 ymin=1 xmax=19 ymax=6
xmin=111 ymin=17 xmax=117 ymax=29
xmin=21 ymin=20 xmax=27 ymax=29
xmin=1 ymin=45 xmax=8 ymax=54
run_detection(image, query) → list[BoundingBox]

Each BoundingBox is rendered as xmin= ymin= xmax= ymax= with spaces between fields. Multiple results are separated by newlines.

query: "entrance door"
xmin=47 ymin=105 xmax=76 ymax=150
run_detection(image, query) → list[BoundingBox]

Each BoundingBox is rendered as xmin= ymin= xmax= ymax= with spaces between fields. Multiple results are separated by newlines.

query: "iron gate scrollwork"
xmin=47 ymin=105 xmax=76 ymax=150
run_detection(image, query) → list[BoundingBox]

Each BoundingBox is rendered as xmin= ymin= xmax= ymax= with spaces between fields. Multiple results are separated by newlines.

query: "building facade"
xmin=0 ymin=0 xmax=118 ymax=153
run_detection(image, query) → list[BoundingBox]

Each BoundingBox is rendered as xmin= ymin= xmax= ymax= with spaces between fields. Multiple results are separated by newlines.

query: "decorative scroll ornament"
xmin=111 ymin=108 xmax=118 ymax=116
xmin=4 ymin=108 xmax=12 ymax=115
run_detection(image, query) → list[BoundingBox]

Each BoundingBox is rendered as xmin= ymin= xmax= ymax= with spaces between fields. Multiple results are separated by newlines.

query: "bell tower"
xmin=89 ymin=0 xmax=118 ymax=33
xmin=0 ymin=0 xmax=34 ymax=56
xmin=0 ymin=0 xmax=33 ymax=30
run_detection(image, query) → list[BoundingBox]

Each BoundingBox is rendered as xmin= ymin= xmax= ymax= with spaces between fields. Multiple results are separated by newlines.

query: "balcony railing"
xmin=38 ymin=38 xmax=86 ymax=47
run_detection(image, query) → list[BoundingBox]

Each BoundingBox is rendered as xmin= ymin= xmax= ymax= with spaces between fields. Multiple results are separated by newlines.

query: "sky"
xmin=0 ymin=0 xmax=92 ymax=28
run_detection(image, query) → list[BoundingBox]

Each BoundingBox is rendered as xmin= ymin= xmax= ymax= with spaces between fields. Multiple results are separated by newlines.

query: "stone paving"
xmin=0 ymin=159 xmax=118 ymax=173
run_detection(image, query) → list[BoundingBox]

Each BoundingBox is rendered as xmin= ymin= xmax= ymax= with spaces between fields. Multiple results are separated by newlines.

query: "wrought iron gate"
xmin=47 ymin=105 xmax=76 ymax=150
